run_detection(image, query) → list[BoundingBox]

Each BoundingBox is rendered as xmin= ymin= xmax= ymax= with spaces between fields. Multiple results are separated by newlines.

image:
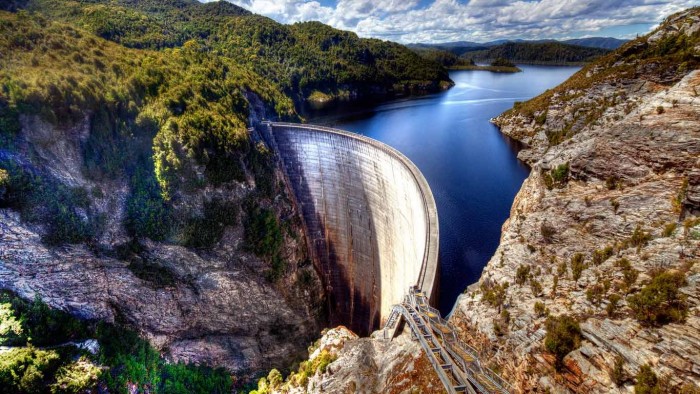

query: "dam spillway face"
xmin=263 ymin=122 xmax=439 ymax=335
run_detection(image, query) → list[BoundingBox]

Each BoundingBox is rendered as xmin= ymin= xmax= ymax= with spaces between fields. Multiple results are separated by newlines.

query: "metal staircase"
xmin=384 ymin=287 xmax=511 ymax=394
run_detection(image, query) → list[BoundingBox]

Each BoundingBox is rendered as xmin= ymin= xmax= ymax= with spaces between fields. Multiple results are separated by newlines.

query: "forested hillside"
xmin=20 ymin=0 xmax=452 ymax=102
xmin=462 ymin=42 xmax=610 ymax=65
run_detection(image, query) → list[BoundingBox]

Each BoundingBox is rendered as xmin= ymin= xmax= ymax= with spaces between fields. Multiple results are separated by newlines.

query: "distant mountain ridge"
xmin=411 ymin=40 xmax=612 ymax=66
xmin=409 ymin=36 xmax=627 ymax=52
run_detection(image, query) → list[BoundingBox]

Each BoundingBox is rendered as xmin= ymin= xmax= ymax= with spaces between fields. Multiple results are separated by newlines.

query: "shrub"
xmin=160 ymin=362 xmax=232 ymax=394
xmin=0 ymin=168 xmax=8 ymax=187
xmin=535 ymin=111 xmax=547 ymax=125
xmin=628 ymin=225 xmax=652 ymax=248
xmin=621 ymin=263 xmax=639 ymax=293
xmin=493 ymin=319 xmax=505 ymax=336
xmin=557 ymin=261 xmax=567 ymax=277
xmin=0 ymin=292 xmax=88 ymax=347
xmin=586 ymin=284 xmax=605 ymax=305
xmin=516 ymin=265 xmax=531 ymax=285
xmin=530 ymin=278 xmax=543 ymax=296
xmin=656 ymin=105 xmax=665 ymax=114
xmin=480 ymin=281 xmax=508 ymax=311
xmin=534 ymin=301 xmax=547 ymax=317
xmin=571 ymin=253 xmax=586 ymax=282
xmin=544 ymin=314 xmax=582 ymax=370
xmin=551 ymin=276 xmax=559 ymax=297
xmin=125 ymin=166 xmax=172 ymax=241
xmin=662 ymin=222 xmax=677 ymax=237
xmin=551 ymin=163 xmax=569 ymax=183
xmin=635 ymin=364 xmax=662 ymax=394
xmin=606 ymin=294 xmax=622 ymax=317
xmin=0 ymin=303 xmax=23 ymax=341
xmin=51 ymin=358 xmax=102 ymax=394
xmin=611 ymin=355 xmax=626 ymax=386
xmin=627 ymin=270 xmax=688 ymax=326
xmin=267 ymin=369 xmax=283 ymax=389
xmin=181 ymin=198 xmax=239 ymax=248
xmin=244 ymin=205 xmax=283 ymax=258
xmin=0 ymin=162 xmax=96 ymax=245
xmin=672 ymin=179 xmax=688 ymax=214
xmin=541 ymin=221 xmax=556 ymax=242
xmin=592 ymin=246 xmax=613 ymax=265
xmin=610 ymin=198 xmax=620 ymax=213
xmin=286 ymin=350 xmax=337 ymax=387
xmin=605 ymin=176 xmax=621 ymax=190
xmin=501 ymin=309 xmax=511 ymax=324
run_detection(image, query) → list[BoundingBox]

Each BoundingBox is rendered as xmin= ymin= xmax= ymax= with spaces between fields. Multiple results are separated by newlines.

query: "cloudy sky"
xmin=202 ymin=0 xmax=699 ymax=43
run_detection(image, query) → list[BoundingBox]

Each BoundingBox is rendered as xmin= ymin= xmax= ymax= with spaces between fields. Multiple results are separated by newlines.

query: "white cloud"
xmin=204 ymin=0 xmax=700 ymax=43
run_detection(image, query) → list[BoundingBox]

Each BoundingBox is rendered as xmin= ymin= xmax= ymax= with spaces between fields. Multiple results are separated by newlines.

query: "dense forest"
xmin=21 ymin=0 xmax=452 ymax=102
xmin=461 ymin=42 xmax=610 ymax=65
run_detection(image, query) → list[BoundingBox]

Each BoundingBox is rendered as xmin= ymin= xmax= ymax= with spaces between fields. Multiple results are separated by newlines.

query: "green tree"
xmin=0 ymin=303 xmax=23 ymax=342
xmin=571 ymin=253 xmax=586 ymax=282
xmin=627 ymin=271 xmax=688 ymax=326
xmin=544 ymin=314 xmax=582 ymax=370
xmin=515 ymin=265 xmax=530 ymax=285
xmin=51 ymin=358 xmax=102 ymax=394
xmin=0 ymin=347 xmax=61 ymax=393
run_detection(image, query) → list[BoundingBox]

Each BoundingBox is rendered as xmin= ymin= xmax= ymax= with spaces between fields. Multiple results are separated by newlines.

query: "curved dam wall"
xmin=262 ymin=122 xmax=439 ymax=335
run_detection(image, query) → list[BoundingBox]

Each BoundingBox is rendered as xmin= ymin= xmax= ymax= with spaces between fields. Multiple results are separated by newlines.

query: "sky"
xmin=201 ymin=0 xmax=700 ymax=43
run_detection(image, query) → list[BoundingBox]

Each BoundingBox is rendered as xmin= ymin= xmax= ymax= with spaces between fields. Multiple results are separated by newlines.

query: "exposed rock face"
xmin=450 ymin=9 xmax=700 ymax=393
xmin=268 ymin=327 xmax=443 ymax=394
xmin=0 ymin=98 xmax=324 ymax=377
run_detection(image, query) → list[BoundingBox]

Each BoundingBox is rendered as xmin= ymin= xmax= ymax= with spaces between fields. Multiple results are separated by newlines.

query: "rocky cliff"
xmin=0 ymin=111 xmax=324 ymax=377
xmin=450 ymin=8 xmax=700 ymax=393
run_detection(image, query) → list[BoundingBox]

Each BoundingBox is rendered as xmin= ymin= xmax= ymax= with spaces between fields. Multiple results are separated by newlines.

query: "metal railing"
xmin=384 ymin=287 xmax=512 ymax=394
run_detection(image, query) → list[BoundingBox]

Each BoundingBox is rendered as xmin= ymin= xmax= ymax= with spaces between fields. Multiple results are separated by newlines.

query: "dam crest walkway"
xmin=384 ymin=287 xmax=511 ymax=394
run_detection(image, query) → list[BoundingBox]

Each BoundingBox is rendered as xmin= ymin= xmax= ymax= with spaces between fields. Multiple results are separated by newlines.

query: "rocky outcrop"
xmin=0 ymin=206 xmax=321 ymax=376
xmin=260 ymin=326 xmax=443 ymax=394
xmin=450 ymin=9 xmax=700 ymax=393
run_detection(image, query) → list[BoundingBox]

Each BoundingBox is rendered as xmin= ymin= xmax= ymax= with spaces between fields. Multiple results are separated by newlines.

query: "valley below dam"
xmin=305 ymin=66 xmax=580 ymax=314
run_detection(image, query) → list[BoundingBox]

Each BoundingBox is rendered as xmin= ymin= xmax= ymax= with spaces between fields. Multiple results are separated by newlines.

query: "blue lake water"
xmin=307 ymin=65 xmax=580 ymax=314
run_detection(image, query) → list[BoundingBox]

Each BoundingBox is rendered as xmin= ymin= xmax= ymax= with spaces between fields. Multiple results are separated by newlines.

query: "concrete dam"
xmin=261 ymin=122 xmax=439 ymax=335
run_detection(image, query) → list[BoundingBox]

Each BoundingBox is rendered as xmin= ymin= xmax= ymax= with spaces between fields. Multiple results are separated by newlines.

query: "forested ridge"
xmin=20 ymin=0 xmax=452 ymax=101
xmin=462 ymin=42 xmax=610 ymax=65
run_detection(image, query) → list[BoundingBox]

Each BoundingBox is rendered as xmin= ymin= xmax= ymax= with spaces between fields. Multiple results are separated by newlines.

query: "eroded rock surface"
xmin=450 ymin=10 xmax=700 ymax=393
xmin=266 ymin=326 xmax=443 ymax=394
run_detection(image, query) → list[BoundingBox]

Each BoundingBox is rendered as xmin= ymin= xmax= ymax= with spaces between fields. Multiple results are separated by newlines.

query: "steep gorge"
xmin=265 ymin=8 xmax=700 ymax=394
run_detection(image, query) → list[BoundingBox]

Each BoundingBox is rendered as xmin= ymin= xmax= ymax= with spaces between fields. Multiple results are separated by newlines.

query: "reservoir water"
xmin=306 ymin=65 xmax=580 ymax=314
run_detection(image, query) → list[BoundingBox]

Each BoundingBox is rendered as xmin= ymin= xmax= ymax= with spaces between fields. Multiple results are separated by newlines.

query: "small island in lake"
xmin=450 ymin=57 xmax=522 ymax=73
